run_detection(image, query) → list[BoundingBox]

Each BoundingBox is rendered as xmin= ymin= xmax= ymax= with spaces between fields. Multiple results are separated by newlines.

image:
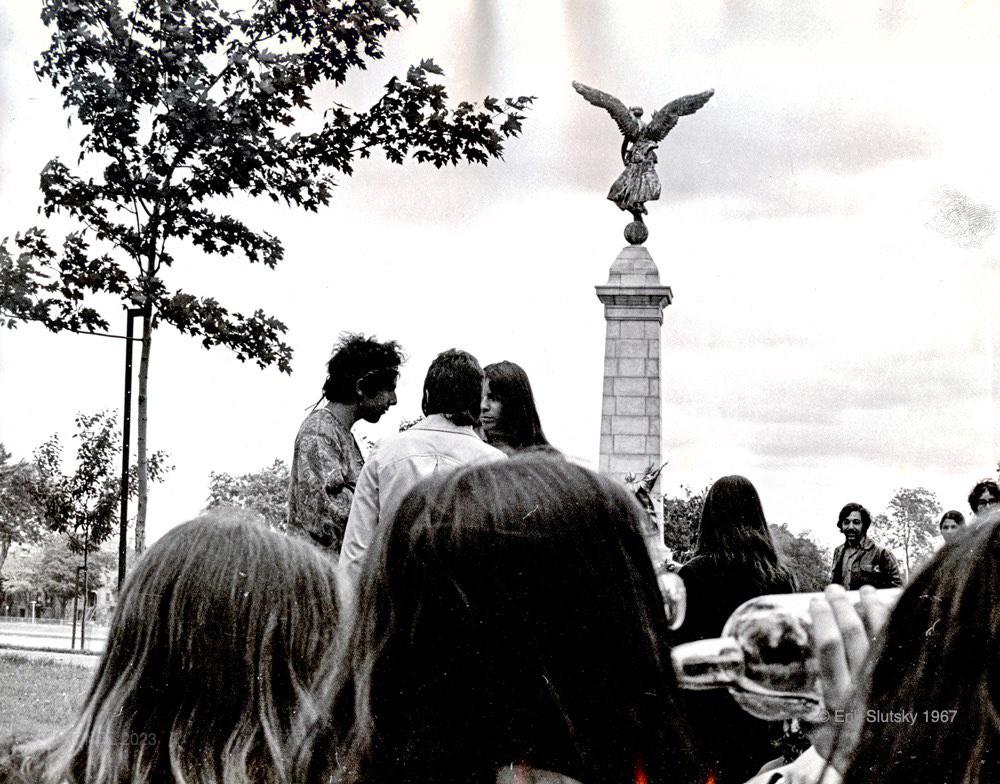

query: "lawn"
xmin=0 ymin=654 xmax=94 ymax=743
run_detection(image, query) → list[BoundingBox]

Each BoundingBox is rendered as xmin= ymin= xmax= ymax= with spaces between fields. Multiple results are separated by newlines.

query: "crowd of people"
xmin=2 ymin=332 xmax=997 ymax=784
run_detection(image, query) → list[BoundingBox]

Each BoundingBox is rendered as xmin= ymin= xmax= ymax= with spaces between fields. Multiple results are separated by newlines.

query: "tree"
xmin=769 ymin=523 xmax=831 ymax=592
xmin=661 ymin=483 xmax=710 ymax=562
xmin=880 ymin=487 xmax=942 ymax=576
xmin=0 ymin=1 xmax=533 ymax=554
xmin=206 ymin=458 xmax=289 ymax=531
xmin=2 ymin=533 xmax=115 ymax=614
xmin=0 ymin=543 xmax=37 ymax=599
xmin=0 ymin=445 xmax=48 ymax=577
xmin=35 ymin=410 xmax=170 ymax=549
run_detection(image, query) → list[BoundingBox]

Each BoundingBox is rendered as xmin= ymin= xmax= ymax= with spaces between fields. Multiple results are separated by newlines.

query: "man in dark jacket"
xmin=831 ymin=502 xmax=903 ymax=589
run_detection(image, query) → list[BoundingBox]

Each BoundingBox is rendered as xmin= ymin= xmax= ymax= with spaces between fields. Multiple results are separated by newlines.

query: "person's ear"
xmin=355 ymin=378 xmax=365 ymax=401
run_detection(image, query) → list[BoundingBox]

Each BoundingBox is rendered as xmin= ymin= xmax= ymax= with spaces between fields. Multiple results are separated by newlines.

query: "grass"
xmin=0 ymin=654 xmax=94 ymax=743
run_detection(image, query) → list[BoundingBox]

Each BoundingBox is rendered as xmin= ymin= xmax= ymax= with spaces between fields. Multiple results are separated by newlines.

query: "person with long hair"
xmin=673 ymin=474 xmax=798 ymax=784
xmin=2 ymin=510 xmax=342 ymax=784
xmin=313 ymin=456 xmax=702 ymax=784
xmin=480 ymin=361 xmax=556 ymax=455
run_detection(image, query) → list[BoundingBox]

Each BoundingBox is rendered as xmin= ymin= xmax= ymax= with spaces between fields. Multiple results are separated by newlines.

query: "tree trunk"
xmin=0 ymin=536 xmax=9 ymax=579
xmin=134 ymin=309 xmax=152 ymax=555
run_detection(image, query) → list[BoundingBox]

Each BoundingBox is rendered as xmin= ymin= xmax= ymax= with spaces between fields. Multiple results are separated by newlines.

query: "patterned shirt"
xmin=288 ymin=404 xmax=364 ymax=554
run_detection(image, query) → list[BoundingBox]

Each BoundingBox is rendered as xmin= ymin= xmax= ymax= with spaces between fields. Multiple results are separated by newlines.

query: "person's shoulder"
xmin=431 ymin=432 xmax=506 ymax=465
xmin=296 ymin=407 xmax=339 ymax=438
xmin=862 ymin=536 xmax=889 ymax=554
xmin=410 ymin=417 xmax=505 ymax=456
xmin=469 ymin=438 xmax=507 ymax=460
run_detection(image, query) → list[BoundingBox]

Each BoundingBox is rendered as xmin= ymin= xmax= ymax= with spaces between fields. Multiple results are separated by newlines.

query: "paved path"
xmin=0 ymin=621 xmax=107 ymax=654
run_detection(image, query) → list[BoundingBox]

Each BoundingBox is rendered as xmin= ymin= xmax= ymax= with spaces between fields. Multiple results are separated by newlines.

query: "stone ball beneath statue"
xmin=625 ymin=220 xmax=648 ymax=245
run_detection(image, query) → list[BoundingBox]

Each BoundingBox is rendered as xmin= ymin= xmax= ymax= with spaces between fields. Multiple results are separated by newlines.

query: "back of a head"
xmin=37 ymin=509 xmax=341 ymax=784
xmin=422 ymin=348 xmax=483 ymax=426
xmin=843 ymin=510 xmax=1000 ymax=784
xmin=483 ymin=361 xmax=550 ymax=451
xmin=331 ymin=456 xmax=700 ymax=784
xmin=696 ymin=475 xmax=792 ymax=588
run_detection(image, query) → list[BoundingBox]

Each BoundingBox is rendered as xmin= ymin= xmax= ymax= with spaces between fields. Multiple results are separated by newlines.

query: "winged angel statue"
xmin=573 ymin=81 xmax=714 ymax=228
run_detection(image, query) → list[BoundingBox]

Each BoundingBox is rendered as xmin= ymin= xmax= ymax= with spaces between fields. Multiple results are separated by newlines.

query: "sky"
xmin=0 ymin=1 xmax=997 ymax=554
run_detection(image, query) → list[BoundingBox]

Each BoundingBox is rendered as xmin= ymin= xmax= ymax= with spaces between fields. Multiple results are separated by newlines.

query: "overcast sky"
xmin=1 ymin=1 xmax=997 ymax=552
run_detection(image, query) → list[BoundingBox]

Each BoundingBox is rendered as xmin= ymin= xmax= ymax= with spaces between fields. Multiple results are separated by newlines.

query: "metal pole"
xmin=81 ymin=523 xmax=90 ymax=650
xmin=118 ymin=308 xmax=140 ymax=589
xmin=71 ymin=570 xmax=80 ymax=649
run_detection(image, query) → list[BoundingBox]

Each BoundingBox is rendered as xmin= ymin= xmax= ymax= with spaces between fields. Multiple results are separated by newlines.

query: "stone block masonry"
xmin=595 ymin=244 xmax=671 ymax=482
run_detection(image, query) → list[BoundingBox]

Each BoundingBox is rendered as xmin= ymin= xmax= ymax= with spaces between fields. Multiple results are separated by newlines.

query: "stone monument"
xmin=595 ymin=245 xmax=671 ymax=481
xmin=575 ymin=80 xmax=713 ymax=556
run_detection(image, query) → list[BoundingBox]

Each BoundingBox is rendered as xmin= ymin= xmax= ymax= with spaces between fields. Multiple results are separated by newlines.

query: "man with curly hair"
xmin=288 ymin=333 xmax=404 ymax=555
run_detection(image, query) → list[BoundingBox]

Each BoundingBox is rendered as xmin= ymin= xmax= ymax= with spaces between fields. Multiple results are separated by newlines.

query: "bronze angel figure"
xmin=573 ymin=81 xmax=714 ymax=221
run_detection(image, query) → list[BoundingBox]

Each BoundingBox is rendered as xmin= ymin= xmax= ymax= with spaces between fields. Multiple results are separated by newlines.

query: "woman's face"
xmin=480 ymin=379 xmax=503 ymax=435
xmin=940 ymin=518 xmax=962 ymax=542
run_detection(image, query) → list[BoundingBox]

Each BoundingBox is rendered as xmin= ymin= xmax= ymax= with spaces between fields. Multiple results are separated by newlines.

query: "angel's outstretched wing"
xmin=645 ymin=89 xmax=714 ymax=142
xmin=572 ymin=81 xmax=643 ymax=140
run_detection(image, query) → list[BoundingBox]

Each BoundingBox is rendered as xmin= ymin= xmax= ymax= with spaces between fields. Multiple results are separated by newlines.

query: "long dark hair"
xmin=842 ymin=511 xmax=1000 ymax=784
xmin=319 ymin=456 xmax=702 ymax=784
xmin=13 ymin=510 xmax=342 ymax=784
xmin=482 ymin=361 xmax=552 ymax=452
xmin=693 ymin=475 xmax=797 ymax=591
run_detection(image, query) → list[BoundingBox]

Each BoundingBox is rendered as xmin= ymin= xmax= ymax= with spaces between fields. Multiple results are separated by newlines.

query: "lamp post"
xmin=71 ymin=564 xmax=84 ymax=649
xmin=81 ymin=519 xmax=90 ymax=649
xmin=118 ymin=306 xmax=145 ymax=588
xmin=53 ymin=305 xmax=144 ymax=590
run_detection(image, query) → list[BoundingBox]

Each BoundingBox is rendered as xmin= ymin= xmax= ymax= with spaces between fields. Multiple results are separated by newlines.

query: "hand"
xmin=804 ymin=585 xmax=893 ymax=769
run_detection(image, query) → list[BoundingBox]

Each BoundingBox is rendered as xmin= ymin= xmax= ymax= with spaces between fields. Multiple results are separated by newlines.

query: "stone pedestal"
xmin=595 ymin=244 xmax=671 ymax=482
